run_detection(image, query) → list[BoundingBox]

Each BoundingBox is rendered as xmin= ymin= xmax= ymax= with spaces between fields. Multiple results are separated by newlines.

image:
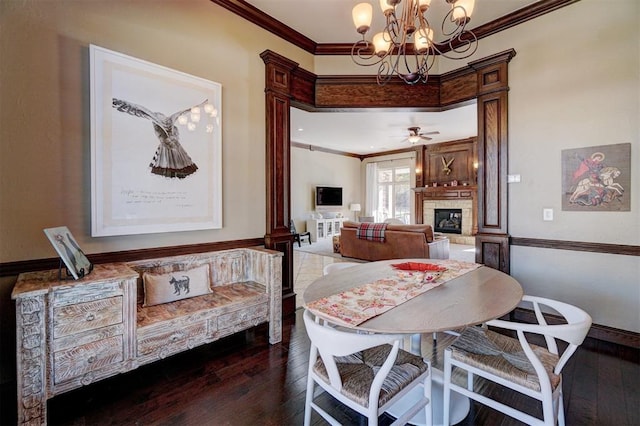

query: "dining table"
xmin=302 ymin=258 xmax=524 ymax=426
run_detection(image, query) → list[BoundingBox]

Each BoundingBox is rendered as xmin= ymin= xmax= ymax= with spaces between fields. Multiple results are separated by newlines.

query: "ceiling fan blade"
xmin=419 ymin=136 xmax=433 ymax=141
xmin=419 ymin=131 xmax=440 ymax=136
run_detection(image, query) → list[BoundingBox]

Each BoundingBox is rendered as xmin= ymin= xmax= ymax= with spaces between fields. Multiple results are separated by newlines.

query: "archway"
xmin=261 ymin=49 xmax=515 ymax=315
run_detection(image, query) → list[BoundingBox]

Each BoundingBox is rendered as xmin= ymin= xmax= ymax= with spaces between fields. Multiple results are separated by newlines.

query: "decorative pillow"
xmin=142 ymin=264 xmax=212 ymax=307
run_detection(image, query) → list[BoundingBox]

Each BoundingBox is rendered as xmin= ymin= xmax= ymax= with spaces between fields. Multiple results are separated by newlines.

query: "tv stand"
xmin=306 ymin=218 xmax=345 ymax=242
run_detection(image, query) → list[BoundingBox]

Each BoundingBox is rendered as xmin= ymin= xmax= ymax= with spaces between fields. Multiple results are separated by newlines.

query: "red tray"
xmin=391 ymin=262 xmax=447 ymax=272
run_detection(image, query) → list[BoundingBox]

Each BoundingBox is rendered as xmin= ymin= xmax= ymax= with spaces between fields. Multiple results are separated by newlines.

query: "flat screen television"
xmin=315 ymin=186 xmax=343 ymax=206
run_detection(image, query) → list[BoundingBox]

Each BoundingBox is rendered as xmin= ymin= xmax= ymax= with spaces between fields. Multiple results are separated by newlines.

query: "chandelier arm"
xmin=377 ymin=57 xmax=396 ymax=85
xmin=349 ymin=0 xmax=478 ymax=85
xmin=350 ymin=39 xmax=386 ymax=67
xmin=384 ymin=9 xmax=401 ymax=45
xmin=437 ymin=6 xmax=478 ymax=59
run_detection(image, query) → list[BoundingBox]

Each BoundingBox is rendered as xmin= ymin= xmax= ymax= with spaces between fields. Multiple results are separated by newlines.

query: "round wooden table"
xmin=302 ymin=259 xmax=524 ymax=425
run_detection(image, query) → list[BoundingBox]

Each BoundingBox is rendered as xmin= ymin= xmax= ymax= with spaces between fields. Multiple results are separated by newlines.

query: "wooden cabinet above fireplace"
xmin=423 ymin=137 xmax=476 ymax=187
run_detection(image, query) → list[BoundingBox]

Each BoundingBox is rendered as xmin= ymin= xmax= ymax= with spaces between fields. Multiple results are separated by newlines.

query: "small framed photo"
xmin=44 ymin=227 xmax=92 ymax=279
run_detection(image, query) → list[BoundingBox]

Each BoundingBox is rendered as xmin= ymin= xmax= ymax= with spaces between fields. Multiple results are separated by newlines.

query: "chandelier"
xmin=351 ymin=0 xmax=478 ymax=85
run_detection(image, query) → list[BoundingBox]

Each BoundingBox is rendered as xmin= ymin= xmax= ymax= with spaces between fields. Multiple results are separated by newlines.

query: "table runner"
xmin=305 ymin=260 xmax=481 ymax=327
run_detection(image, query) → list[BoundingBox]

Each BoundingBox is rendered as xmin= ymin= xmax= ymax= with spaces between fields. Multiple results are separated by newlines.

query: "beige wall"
xmin=315 ymin=0 xmax=640 ymax=332
xmin=479 ymin=0 xmax=639 ymax=333
xmin=291 ymin=148 xmax=362 ymax=231
xmin=0 ymin=0 xmax=637 ymax=337
xmin=0 ymin=0 xmax=313 ymax=263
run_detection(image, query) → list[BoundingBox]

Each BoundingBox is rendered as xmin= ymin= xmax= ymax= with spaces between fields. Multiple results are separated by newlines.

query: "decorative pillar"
xmin=470 ymin=50 xmax=516 ymax=273
xmin=260 ymin=50 xmax=297 ymax=315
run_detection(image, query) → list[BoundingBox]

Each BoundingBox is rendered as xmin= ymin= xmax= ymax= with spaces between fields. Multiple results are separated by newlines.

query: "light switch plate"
xmin=543 ymin=208 xmax=553 ymax=221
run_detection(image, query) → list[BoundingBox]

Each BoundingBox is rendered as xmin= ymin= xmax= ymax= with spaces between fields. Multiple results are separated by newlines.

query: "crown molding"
xmin=291 ymin=141 xmax=363 ymax=159
xmin=210 ymin=0 xmax=317 ymax=53
xmin=213 ymin=0 xmax=580 ymax=56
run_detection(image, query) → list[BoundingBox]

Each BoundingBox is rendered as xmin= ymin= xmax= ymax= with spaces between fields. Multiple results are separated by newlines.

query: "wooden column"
xmin=471 ymin=50 xmax=516 ymax=273
xmin=260 ymin=51 xmax=297 ymax=316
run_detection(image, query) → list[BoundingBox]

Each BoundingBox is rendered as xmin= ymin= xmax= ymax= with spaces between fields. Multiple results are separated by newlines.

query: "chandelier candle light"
xmin=351 ymin=0 xmax=477 ymax=85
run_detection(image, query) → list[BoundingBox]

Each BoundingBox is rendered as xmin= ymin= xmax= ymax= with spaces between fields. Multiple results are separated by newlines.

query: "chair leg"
xmin=443 ymin=350 xmax=452 ymax=426
xmin=542 ymin=391 xmax=556 ymax=426
xmin=557 ymin=388 xmax=566 ymax=426
xmin=367 ymin=406 xmax=379 ymax=426
xmin=303 ymin=376 xmax=315 ymax=426
xmin=425 ymin=371 xmax=433 ymax=426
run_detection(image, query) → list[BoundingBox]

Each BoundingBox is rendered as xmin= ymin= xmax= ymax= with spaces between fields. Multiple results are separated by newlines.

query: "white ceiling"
xmin=244 ymin=0 xmax=538 ymax=44
xmin=291 ymin=104 xmax=478 ymax=154
xmin=243 ymin=0 xmax=539 ymax=155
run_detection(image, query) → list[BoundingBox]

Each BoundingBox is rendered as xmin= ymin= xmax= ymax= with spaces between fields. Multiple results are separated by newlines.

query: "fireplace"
xmin=434 ymin=208 xmax=462 ymax=234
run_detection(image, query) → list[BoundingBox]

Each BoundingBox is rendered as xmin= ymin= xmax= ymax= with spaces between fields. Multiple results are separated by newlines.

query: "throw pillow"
xmin=143 ymin=264 xmax=212 ymax=307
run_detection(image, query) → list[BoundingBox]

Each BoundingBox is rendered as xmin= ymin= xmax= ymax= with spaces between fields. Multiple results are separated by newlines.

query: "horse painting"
xmin=569 ymin=166 xmax=624 ymax=206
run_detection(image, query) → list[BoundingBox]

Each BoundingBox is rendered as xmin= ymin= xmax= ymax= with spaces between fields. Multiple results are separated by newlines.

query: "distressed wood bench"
xmin=12 ymin=247 xmax=282 ymax=425
xmin=128 ymin=248 xmax=283 ymax=365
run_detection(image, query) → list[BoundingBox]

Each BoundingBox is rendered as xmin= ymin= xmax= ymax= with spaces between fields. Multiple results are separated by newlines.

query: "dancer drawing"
xmin=112 ymin=98 xmax=207 ymax=179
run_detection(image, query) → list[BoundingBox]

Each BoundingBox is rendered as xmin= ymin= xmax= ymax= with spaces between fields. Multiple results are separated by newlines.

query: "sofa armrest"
xmin=428 ymin=238 xmax=450 ymax=260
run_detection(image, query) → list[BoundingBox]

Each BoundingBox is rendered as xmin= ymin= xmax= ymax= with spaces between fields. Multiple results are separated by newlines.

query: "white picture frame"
xmin=90 ymin=45 xmax=222 ymax=236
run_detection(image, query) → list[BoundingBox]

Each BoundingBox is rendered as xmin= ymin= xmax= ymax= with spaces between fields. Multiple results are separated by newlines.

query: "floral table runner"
xmin=305 ymin=260 xmax=481 ymax=327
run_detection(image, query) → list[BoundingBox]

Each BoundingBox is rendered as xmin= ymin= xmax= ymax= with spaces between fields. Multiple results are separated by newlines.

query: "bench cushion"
xmin=137 ymin=281 xmax=268 ymax=328
xmin=142 ymin=264 xmax=212 ymax=307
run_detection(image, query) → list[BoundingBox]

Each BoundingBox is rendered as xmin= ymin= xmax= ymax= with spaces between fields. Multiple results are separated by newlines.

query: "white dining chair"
xmin=303 ymin=309 xmax=433 ymax=426
xmin=442 ymin=295 xmax=592 ymax=426
xmin=322 ymin=262 xmax=359 ymax=276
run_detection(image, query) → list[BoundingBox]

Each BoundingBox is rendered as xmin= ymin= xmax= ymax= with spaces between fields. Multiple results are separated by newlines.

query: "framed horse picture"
xmin=562 ymin=143 xmax=631 ymax=211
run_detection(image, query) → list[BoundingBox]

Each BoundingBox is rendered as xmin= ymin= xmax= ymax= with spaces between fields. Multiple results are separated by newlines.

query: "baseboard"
xmin=509 ymin=307 xmax=639 ymax=348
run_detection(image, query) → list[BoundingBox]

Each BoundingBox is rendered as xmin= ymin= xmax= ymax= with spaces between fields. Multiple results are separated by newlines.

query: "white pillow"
xmin=142 ymin=264 xmax=211 ymax=307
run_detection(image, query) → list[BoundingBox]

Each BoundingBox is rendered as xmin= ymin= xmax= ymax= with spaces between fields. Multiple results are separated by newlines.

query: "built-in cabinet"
xmin=423 ymin=137 xmax=476 ymax=187
xmin=306 ymin=218 xmax=345 ymax=242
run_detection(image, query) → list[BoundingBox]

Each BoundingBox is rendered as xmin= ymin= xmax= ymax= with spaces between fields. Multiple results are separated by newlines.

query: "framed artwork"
xmin=561 ymin=143 xmax=631 ymax=211
xmin=44 ymin=227 xmax=92 ymax=279
xmin=90 ymin=45 xmax=222 ymax=236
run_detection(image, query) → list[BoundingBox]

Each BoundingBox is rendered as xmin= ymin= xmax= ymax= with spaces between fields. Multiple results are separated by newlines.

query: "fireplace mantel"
xmin=415 ymin=185 xmax=477 ymax=201
xmin=417 ymin=185 xmax=478 ymax=239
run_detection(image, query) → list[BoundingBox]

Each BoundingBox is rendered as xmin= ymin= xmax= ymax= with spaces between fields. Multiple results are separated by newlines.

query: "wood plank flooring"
xmin=1 ymin=308 xmax=637 ymax=426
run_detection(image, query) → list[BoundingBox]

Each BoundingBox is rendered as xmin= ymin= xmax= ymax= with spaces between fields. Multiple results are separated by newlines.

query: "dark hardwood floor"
xmin=1 ymin=308 xmax=638 ymax=425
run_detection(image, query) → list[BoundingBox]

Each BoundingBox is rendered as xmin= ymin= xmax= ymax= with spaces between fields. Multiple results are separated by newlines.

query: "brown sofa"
xmin=339 ymin=221 xmax=449 ymax=261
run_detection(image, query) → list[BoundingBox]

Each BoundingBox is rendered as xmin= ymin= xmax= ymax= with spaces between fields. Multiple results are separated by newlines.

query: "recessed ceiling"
xmin=242 ymin=0 xmax=538 ymax=154
xmin=291 ymin=104 xmax=477 ymax=155
xmin=244 ymin=0 xmax=539 ymax=44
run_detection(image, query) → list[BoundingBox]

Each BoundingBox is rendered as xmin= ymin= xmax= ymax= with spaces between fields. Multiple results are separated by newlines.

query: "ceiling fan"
xmin=402 ymin=126 xmax=440 ymax=144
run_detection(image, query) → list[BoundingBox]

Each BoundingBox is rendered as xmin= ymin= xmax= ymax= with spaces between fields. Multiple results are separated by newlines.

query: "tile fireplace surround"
xmin=423 ymin=199 xmax=475 ymax=245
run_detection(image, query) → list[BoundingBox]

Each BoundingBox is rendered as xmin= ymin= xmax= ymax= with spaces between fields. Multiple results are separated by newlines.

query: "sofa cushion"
xmin=143 ymin=264 xmax=212 ymax=307
xmin=386 ymin=224 xmax=434 ymax=242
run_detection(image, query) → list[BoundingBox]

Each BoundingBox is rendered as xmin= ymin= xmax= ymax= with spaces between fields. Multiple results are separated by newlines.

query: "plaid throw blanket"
xmin=356 ymin=222 xmax=388 ymax=242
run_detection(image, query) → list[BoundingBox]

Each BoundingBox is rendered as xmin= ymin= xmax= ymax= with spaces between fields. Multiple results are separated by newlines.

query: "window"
xmin=375 ymin=162 xmax=412 ymax=223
